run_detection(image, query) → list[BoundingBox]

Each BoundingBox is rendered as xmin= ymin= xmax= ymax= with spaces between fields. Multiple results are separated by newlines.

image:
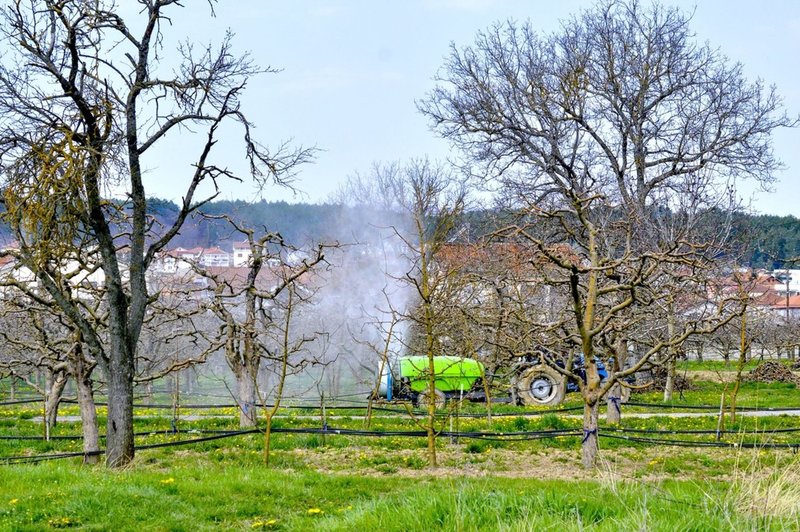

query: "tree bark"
xmin=582 ymin=399 xmax=600 ymax=469
xmin=237 ymin=365 xmax=258 ymax=427
xmin=76 ymin=372 xmax=100 ymax=464
xmin=45 ymin=371 xmax=68 ymax=430
xmin=264 ymin=413 xmax=274 ymax=466
xmin=105 ymin=322 xmax=135 ymax=468
xmin=606 ymin=339 xmax=627 ymax=425
xmin=605 ymin=380 xmax=622 ymax=425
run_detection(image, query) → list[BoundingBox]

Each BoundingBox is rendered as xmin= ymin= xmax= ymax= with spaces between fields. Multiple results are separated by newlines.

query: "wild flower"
xmin=9 ymin=499 xmax=18 ymax=505
xmin=47 ymin=517 xmax=75 ymax=528
xmin=160 ymin=478 xmax=175 ymax=484
xmin=307 ymin=507 xmax=324 ymax=515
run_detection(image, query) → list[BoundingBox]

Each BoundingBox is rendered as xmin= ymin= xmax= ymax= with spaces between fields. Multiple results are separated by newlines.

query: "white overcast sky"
xmin=140 ymin=0 xmax=799 ymax=215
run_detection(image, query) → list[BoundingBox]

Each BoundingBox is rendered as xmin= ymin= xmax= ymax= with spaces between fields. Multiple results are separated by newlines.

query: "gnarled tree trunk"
xmin=44 ymin=370 xmax=68 ymax=431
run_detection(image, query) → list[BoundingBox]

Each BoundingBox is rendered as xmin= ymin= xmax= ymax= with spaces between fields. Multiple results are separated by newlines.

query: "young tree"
xmin=340 ymin=159 xmax=467 ymax=466
xmin=421 ymin=0 xmax=794 ymax=467
xmin=0 ymin=0 xmax=309 ymax=466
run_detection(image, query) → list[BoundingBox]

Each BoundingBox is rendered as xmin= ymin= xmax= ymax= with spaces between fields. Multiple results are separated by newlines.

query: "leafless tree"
xmin=420 ymin=0 xmax=794 ymax=467
xmin=191 ymin=219 xmax=330 ymax=428
xmin=340 ymin=158 xmax=467 ymax=467
xmin=0 ymin=0 xmax=310 ymax=466
xmin=259 ymin=281 xmax=330 ymax=465
xmin=0 ymin=257 xmax=103 ymax=463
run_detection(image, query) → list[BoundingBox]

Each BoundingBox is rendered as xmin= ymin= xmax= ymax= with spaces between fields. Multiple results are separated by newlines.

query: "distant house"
xmin=231 ymin=241 xmax=252 ymax=267
xmin=199 ymin=247 xmax=230 ymax=267
xmin=157 ymin=246 xmax=231 ymax=269
xmin=0 ymin=242 xmax=109 ymax=300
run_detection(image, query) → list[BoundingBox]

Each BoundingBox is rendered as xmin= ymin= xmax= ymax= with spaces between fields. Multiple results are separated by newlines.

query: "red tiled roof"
xmin=769 ymin=294 xmax=800 ymax=309
xmin=201 ymin=247 xmax=228 ymax=256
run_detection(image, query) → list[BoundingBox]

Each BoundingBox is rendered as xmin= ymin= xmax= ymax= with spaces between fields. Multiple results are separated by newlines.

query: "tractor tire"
xmin=517 ymin=365 xmax=566 ymax=407
xmin=416 ymin=388 xmax=447 ymax=410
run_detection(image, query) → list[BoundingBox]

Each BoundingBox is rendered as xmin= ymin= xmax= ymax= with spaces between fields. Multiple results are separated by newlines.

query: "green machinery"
xmin=377 ymin=355 xmax=485 ymax=408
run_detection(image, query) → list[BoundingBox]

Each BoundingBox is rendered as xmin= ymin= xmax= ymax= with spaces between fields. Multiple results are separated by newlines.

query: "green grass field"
xmin=2 ymin=451 xmax=799 ymax=530
xmin=2 ymin=377 xmax=800 ymax=530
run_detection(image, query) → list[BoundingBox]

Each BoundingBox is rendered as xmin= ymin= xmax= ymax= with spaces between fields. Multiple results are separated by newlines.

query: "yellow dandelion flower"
xmin=9 ymin=499 xmax=18 ymax=505
xmin=160 ymin=478 xmax=175 ymax=484
xmin=307 ymin=507 xmax=324 ymax=515
xmin=266 ymin=519 xmax=277 ymax=526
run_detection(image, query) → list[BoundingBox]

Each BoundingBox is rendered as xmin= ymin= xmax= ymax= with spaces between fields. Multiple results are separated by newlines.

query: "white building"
xmin=156 ymin=246 xmax=232 ymax=269
xmin=770 ymin=269 xmax=800 ymax=295
xmin=232 ymin=241 xmax=252 ymax=267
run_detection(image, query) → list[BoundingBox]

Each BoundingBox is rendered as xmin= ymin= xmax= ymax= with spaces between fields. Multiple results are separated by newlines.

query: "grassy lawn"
xmin=3 ymin=377 xmax=800 ymax=530
xmin=1 ymin=450 xmax=799 ymax=530
xmin=676 ymin=358 xmax=797 ymax=372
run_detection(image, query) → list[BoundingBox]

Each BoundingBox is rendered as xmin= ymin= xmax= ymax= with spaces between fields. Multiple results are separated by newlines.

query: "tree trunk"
xmin=605 ymin=381 xmax=622 ymax=425
xmin=425 ymin=354 xmax=438 ymax=468
xmin=482 ymin=366 xmax=493 ymax=424
xmin=606 ymin=339 xmax=627 ymax=424
xmin=664 ymin=307 xmax=676 ymax=401
xmin=264 ymin=413 xmax=274 ymax=466
xmin=238 ymin=365 xmax=258 ymax=427
xmin=68 ymin=333 xmax=101 ymax=464
xmin=45 ymin=371 xmax=68 ymax=431
xmin=663 ymin=357 xmax=676 ymax=401
xmin=105 ymin=331 xmax=135 ymax=468
xmin=581 ymin=399 xmax=600 ymax=469
xmin=729 ymin=310 xmax=748 ymax=425
xmin=76 ymin=372 xmax=100 ymax=464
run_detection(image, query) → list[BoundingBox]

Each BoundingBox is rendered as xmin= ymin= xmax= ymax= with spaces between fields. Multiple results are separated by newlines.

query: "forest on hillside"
xmin=142 ymin=200 xmax=800 ymax=270
xmin=1 ymin=199 xmax=799 ymax=269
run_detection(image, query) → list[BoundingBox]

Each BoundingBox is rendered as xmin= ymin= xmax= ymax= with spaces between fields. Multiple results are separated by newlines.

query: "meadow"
xmin=2 ymin=377 xmax=800 ymax=530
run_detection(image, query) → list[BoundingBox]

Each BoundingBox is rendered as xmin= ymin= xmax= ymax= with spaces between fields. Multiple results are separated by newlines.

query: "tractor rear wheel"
xmin=416 ymin=388 xmax=446 ymax=410
xmin=517 ymin=365 xmax=566 ymax=407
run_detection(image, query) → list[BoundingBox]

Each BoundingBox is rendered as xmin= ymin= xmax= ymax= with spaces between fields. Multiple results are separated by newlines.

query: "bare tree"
xmin=0 ymin=0 xmax=310 ymax=466
xmin=340 ymin=159 xmax=467 ymax=467
xmin=193 ymin=219 xmax=330 ymax=428
xmin=260 ymin=281 xmax=327 ymax=466
xmin=420 ymin=0 xmax=794 ymax=467
xmin=0 ymin=259 xmax=103 ymax=463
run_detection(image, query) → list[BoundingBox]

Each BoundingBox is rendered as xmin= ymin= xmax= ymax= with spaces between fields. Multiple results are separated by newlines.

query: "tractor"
xmin=375 ymin=350 xmax=629 ymax=408
xmin=510 ymin=347 xmax=632 ymax=406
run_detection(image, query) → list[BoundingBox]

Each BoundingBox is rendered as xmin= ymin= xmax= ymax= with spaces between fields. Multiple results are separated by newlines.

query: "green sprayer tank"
xmin=377 ymin=355 xmax=485 ymax=407
xmin=399 ymin=356 xmax=484 ymax=393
